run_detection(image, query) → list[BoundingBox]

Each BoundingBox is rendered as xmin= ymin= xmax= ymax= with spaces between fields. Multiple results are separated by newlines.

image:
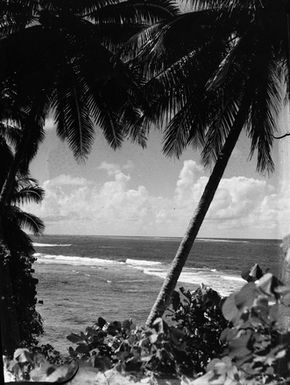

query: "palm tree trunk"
xmin=146 ymin=98 xmax=251 ymax=327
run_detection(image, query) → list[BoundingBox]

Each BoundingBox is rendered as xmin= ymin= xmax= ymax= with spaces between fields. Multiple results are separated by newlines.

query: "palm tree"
xmin=0 ymin=1 xmax=176 ymax=377
xmin=126 ymin=0 xmax=288 ymax=325
xmin=0 ymin=0 xmax=177 ymax=211
xmin=0 ymin=128 xmax=44 ymax=382
xmin=0 ymin=172 xmax=44 ymax=355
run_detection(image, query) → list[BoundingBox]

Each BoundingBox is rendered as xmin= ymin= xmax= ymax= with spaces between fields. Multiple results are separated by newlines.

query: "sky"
xmin=24 ymin=111 xmax=290 ymax=240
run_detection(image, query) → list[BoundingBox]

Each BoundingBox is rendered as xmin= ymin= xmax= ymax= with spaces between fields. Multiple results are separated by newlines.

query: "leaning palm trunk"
xmin=146 ymin=97 xmax=251 ymax=326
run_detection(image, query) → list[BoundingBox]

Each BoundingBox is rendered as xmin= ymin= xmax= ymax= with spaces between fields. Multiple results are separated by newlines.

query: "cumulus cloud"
xmin=174 ymin=160 xmax=204 ymax=208
xmin=24 ymin=160 xmax=288 ymax=238
xmin=208 ymin=177 xmax=268 ymax=220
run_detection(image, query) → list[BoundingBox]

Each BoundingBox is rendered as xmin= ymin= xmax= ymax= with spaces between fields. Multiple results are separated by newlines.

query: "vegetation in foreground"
xmin=0 ymin=175 xmax=45 ymax=355
xmin=4 ymin=271 xmax=290 ymax=384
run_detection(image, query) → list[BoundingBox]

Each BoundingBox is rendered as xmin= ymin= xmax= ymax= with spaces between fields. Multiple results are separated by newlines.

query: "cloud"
xmin=208 ymin=177 xmax=268 ymax=220
xmin=44 ymin=118 xmax=55 ymax=131
xmin=172 ymin=162 xmax=284 ymax=237
xmin=23 ymin=160 xmax=287 ymax=238
xmin=44 ymin=175 xmax=89 ymax=186
xmin=174 ymin=160 xmax=204 ymax=208
xmin=98 ymin=161 xmax=123 ymax=177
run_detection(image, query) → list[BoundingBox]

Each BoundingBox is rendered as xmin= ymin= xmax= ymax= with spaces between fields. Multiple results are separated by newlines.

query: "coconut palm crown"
xmin=0 ymin=0 xmax=178 ymax=215
xmin=0 ymin=0 xmax=178 ymax=159
xmin=129 ymin=0 xmax=286 ymax=169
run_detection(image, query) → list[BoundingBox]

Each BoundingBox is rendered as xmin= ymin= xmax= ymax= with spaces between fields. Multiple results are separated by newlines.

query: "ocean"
xmin=32 ymin=235 xmax=282 ymax=353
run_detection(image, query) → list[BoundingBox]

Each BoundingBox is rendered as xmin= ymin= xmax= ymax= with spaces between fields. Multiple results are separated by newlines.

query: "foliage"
xmin=0 ymin=175 xmax=44 ymax=355
xmin=30 ymin=344 xmax=67 ymax=366
xmin=4 ymin=348 xmax=77 ymax=382
xmin=66 ymin=287 xmax=228 ymax=378
xmin=5 ymin=272 xmax=290 ymax=384
xmin=129 ymin=0 xmax=286 ymax=170
xmin=187 ymin=273 xmax=290 ymax=385
xmin=0 ymin=0 xmax=176 ymax=166
xmin=67 ymin=316 xmax=185 ymax=377
xmin=65 ymin=273 xmax=290 ymax=384
xmin=4 ymin=349 xmax=158 ymax=384
xmin=0 ymin=244 xmax=43 ymax=355
xmin=166 ymin=285 xmax=228 ymax=374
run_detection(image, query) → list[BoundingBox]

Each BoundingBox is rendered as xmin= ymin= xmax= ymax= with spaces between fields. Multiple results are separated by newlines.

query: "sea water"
xmin=31 ymin=235 xmax=281 ymax=352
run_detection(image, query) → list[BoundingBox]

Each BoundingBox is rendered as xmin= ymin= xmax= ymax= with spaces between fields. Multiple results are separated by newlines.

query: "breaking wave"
xmin=197 ymin=238 xmax=249 ymax=244
xmin=125 ymin=258 xmax=162 ymax=267
xmin=34 ymin=253 xmax=245 ymax=296
xmin=33 ymin=243 xmax=72 ymax=247
xmin=34 ymin=253 xmax=119 ymax=266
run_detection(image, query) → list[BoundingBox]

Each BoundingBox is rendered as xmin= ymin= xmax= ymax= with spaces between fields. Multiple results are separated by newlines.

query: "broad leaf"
xmin=67 ymin=333 xmax=84 ymax=344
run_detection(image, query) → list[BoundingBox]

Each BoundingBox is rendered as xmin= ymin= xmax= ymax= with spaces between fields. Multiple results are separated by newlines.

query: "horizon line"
xmin=32 ymin=233 xmax=282 ymax=242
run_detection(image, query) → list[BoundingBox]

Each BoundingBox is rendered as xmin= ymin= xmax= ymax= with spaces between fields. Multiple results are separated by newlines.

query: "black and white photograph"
xmin=1 ymin=1 xmax=290 ymax=384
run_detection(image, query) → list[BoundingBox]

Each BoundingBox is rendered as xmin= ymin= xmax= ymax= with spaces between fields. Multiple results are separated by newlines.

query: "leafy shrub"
xmin=66 ymin=286 xmax=227 ymax=378
xmin=0 ymin=244 xmax=43 ymax=355
xmin=166 ymin=285 xmax=228 ymax=374
xmin=66 ymin=275 xmax=290 ymax=384
xmin=187 ymin=273 xmax=290 ymax=384
xmin=67 ymin=316 xmax=186 ymax=378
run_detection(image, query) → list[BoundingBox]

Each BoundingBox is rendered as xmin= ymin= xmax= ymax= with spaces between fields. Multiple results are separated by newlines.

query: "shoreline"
xmin=34 ymin=259 xmax=243 ymax=353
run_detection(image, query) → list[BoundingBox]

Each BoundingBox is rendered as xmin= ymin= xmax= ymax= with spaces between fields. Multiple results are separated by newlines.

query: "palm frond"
xmin=206 ymin=35 xmax=241 ymax=92
xmin=137 ymin=49 xmax=197 ymax=127
xmin=162 ymin=93 xmax=206 ymax=157
xmin=2 ymin=220 xmax=35 ymax=254
xmin=12 ymin=184 xmax=44 ymax=206
xmin=247 ymin=48 xmax=283 ymax=173
xmin=0 ymin=0 xmax=38 ymax=37
xmin=40 ymin=0 xmax=121 ymax=15
xmin=87 ymin=91 xmax=124 ymax=149
xmin=57 ymin=90 xmax=94 ymax=160
xmin=52 ymin=67 xmax=95 ymax=160
xmin=196 ymin=0 xmax=260 ymax=16
xmin=201 ymin=98 xmax=239 ymax=166
xmin=184 ymin=0 xmax=212 ymax=11
xmin=132 ymin=12 xmax=232 ymax=153
xmin=79 ymin=41 xmax=148 ymax=149
xmin=90 ymin=0 xmax=178 ymax=25
xmin=123 ymin=110 xmax=150 ymax=147
xmin=0 ymin=121 xmax=22 ymax=149
xmin=201 ymin=30 xmax=260 ymax=165
xmin=50 ymin=23 xmax=147 ymax=154
xmin=15 ymin=210 xmax=45 ymax=235
xmin=14 ymin=116 xmax=45 ymax=175
xmin=94 ymin=23 xmax=147 ymax=53
xmin=127 ymin=9 xmax=227 ymax=79
xmin=0 ymin=136 xmax=14 ymax=190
